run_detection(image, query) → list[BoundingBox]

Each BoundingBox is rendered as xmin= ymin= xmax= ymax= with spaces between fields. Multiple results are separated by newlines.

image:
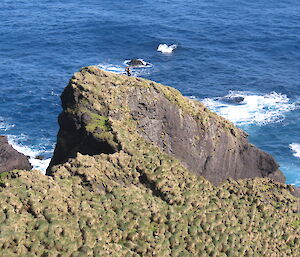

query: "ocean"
xmin=0 ymin=0 xmax=299 ymax=185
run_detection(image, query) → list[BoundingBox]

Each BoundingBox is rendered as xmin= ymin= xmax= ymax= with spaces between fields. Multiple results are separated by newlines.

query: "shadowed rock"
xmin=0 ymin=135 xmax=32 ymax=173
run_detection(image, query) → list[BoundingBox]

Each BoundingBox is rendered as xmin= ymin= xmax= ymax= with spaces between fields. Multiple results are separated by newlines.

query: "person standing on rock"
xmin=125 ymin=66 xmax=131 ymax=76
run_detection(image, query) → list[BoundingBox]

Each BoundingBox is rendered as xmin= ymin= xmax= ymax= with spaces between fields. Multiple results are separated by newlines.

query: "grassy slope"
xmin=0 ymin=162 xmax=299 ymax=256
xmin=0 ymin=67 xmax=299 ymax=256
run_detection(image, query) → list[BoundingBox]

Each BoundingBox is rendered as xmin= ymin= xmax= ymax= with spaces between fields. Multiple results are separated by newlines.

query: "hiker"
xmin=125 ymin=66 xmax=131 ymax=76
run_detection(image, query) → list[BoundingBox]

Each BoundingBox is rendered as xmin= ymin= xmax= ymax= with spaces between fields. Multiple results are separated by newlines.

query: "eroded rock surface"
xmin=47 ymin=66 xmax=285 ymax=185
xmin=0 ymin=135 xmax=31 ymax=173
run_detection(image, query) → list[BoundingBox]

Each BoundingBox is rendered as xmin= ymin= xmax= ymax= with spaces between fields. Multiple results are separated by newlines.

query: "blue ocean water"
xmin=0 ymin=0 xmax=299 ymax=185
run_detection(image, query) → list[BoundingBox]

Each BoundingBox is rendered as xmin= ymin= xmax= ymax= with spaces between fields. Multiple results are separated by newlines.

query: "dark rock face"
xmin=127 ymin=88 xmax=284 ymax=185
xmin=47 ymin=73 xmax=120 ymax=172
xmin=47 ymin=66 xmax=285 ymax=185
xmin=47 ymin=107 xmax=119 ymax=171
xmin=0 ymin=135 xmax=32 ymax=173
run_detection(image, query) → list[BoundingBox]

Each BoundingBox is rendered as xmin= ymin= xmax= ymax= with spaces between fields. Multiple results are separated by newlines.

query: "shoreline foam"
xmin=7 ymin=135 xmax=51 ymax=173
xmin=201 ymin=91 xmax=298 ymax=126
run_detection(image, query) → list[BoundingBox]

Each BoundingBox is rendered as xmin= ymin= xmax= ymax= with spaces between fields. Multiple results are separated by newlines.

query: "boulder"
xmin=222 ymin=95 xmax=245 ymax=104
xmin=0 ymin=135 xmax=32 ymax=173
xmin=126 ymin=59 xmax=148 ymax=67
xmin=47 ymin=66 xmax=285 ymax=185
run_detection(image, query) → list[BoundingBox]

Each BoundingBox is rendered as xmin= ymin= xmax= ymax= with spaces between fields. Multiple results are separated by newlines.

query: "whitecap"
xmin=97 ymin=61 xmax=153 ymax=77
xmin=50 ymin=90 xmax=60 ymax=96
xmin=0 ymin=116 xmax=15 ymax=131
xmin=290 ymin=143 xmax=300 ymax=159
xmin=157 ymin=44 xmax=177 ymax=54
xmin=96 ymin=63 xmax=125 ymax=74
xmin=7 ymin=135 xmax=52 ymax=174
xmin=201 ymin=91 xmax=298 ymax=126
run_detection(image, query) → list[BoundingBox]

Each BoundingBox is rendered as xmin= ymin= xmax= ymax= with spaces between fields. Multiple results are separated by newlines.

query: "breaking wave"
xmin=96 ymin=63 xmax=125 ymax=74
xmin=157 ymin=44 xmax=177 ymax=54
xmin=0 ymin=116 xmax=15 ymax=131
xmin=97 ymin=62 xmax=153 ymax=77
xmin=201 ymin=91 xmax=298 ymax=126
xmin=7 ymin=135 xmax=52 ymax=174
xmin=290 ymin=143 xmax=300 ymax=159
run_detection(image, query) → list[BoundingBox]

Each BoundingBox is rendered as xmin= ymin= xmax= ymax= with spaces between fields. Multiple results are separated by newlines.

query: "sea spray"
xmin=7 ymin=135 xmax=51 ymax=173
xmin=290 ymin=143 xmax=300 ymax=159
xmin=201 ymin=91 xmax=298 ymax=126
xmin=157 ymin=44 xmax=177 ymax=54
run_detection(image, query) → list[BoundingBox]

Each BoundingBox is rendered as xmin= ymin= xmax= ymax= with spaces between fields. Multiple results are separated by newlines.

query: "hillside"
xmin=0 ymin=67 xmax=299 ymax=256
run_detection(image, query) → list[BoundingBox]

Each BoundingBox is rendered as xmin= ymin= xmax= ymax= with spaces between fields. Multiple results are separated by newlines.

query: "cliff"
xmin=47 ymin=66 xmax=284 ymax=185
xmin=0 ymin=67 xmax=299 ymax=256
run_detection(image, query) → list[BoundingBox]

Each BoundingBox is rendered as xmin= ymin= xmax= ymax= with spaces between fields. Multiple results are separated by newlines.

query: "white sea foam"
xmin=123 ymin=59 xmax=153 ymax=68
xmin=96 ymin=64 xmax=125 ymax=74
xmin=7 ymin=135 xmax=52 ymax=174
xmin=97 ymin=62 xmax=153 ymax=77
xmin=0 ymin=116 xmax=15 ymax=131
xmin=201 ymin=91 xmax=298 ymax=126
xmin=51 ymin=90 xmax=60 ymax=96
xmin=290 ymin=143 xmax=300 ymax=159
xmin=157 ymin=44 xmax=177 ymax=54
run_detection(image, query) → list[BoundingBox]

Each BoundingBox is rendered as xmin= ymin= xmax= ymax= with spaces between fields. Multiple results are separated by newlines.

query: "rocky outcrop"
xmin=126 ymin=59 xmax=150 ymax=67
xmin=0 ymin=135 xmax=31 ymax=173
xmin=127 ymin=59 xmax=145 ymax=66
xmin=0 ymin=67 xmax=299 ymax=256
xmin=47 ymin=66 xmax=285 ymax=185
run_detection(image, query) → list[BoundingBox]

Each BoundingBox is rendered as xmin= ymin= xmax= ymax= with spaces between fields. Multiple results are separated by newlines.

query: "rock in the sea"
xmin=126 ymin=58 xmax=148 ymax=67
xmin=47 ymin=66 xmax=285 ymax=185
xmin=35 ymin=155 xmax=44 ymax=160
xmin=0 ymin=135 xmax=32 ymax=173
xmin=222 ymin=95 xmax=245 ymax=104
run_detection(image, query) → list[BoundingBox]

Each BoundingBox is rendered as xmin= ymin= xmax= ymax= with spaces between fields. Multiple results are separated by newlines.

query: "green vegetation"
xmin=0 ymin=170 xmax=20 ymax=185
xmin=85 ymin=112 xmax=111 ymax=133
xmin=0 ymin=164 xmax=299 ymax=256
xmin=0 ymin=67 xmax=299 ymax=256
